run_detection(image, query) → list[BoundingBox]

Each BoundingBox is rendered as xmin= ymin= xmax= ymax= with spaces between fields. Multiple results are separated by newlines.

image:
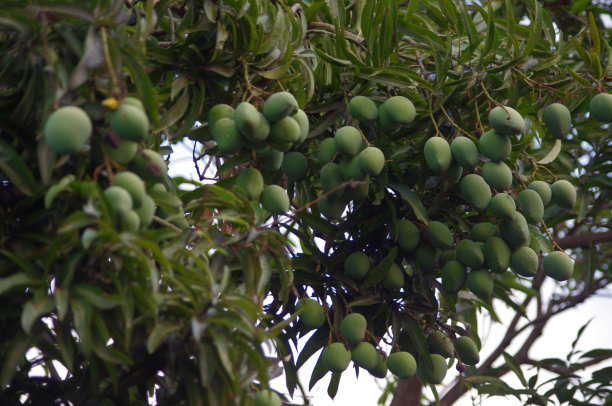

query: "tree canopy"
xmin=0 ymin=1 xmax=611 ymax=405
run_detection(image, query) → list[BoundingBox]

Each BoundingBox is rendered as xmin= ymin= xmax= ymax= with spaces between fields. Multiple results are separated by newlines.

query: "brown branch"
xmin=556 ymin=231 xmax=612 ymax=249
xmin=390 ymin=376 xmax=422 ymax=406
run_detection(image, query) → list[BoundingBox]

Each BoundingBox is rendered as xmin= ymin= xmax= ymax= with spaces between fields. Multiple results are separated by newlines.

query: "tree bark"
xmin=557 ymin=231 xmax=612 ymax=249
xmin=390 ymin=376 xmax=422 ymax=406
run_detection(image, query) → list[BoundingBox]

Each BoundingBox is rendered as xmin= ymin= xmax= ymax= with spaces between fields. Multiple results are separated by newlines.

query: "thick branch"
xmin=390 ymin=376 xmax=422 ymax=406
xmin=556 ymin=231 xmax=612 ymax=249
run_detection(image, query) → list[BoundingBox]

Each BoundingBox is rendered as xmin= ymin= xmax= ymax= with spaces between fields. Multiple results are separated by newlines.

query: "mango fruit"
xmin=427 ymin=330 xmax=454 ymax=358
xmin=423 ymin=221 xmax=454 ymax=250
xmin=543 ymin=103 xmax=572 ymax=138
xmin=387 ymin=352 xmax=417 ymax=379
xmin=317 ymin=197 xmax=346 ymax=220
xmin=518 ymin=189 xmax=544 ymax=224
xmin=263 ymin=91 xmax=298 ymax=122
xmin=377 ymin=103 xmax=400 ymax=134
xmin=296 ymin=298 xmax=325 ymax=329
xmin=234 ymin=101 xmax=260 ymax=137
xmin=281 ymin=152 xmax=308 ymax=181
xmin=212 ymin=118 xmax=243 ymax=155
xmin=122 ymin=96 xmax=145 ymax=111
xmin=467 ymin=269 xmax=493 ymax=300
xmin=124 ymin=210 xmax=141 ymax=231
xmin=340 ymin=313 xmax=367 ymax=346
xmin=527 ymin=181 xmax=552 ymax=206
xmin=482 ymin=161 xmax=513 ymax=191
xmin=269 ymin=116 xmax=301 ymax=149
xmin=113 ymin=171 xmax=146 ymax=207
xmin=369 ymin=352 xmax=388 ymax=378
xmin=484 ymin=237 xmax=511 ymax=273
xmin=416 ymin=246 xmax=438 ymax=270
xmin=589 ymin=93 xmax=612 ymax=122
xmin=334 ymin=126 xmax=363 ymax=156
xmin=135 ymin=194 xmax=156 ymax=227
xmin=455 ymin=336 xmax=479 ymax=365
xmin=382 ymin=96 xmax=416 ymax=125
xmin=490 ymin=193 xmax=516 ymax=221
xmin=349 ymin=95 xmax=378 ymax=123
xmin=110 ymin=104 xmax=150 ymax=142
xmin=461 ymin=174 xmax=491 ymax=211
xmin=500 ymin=211 xmax=530 ymax=247
xmin=441 ymin=260 xmax=466 ymax=293
xmin=488 ymin=105 xmax=526 ymax=135
xmin=104 ymin=186 xmax=133 ymax=221
xmin=470 ymin=222 xmax=497 ymax=242
xmin=257 ymin=147 xmax=283 ymax=171
xmin=292 ymin=109 xmax=309 ymax=144
xmin=417 ymin=353 xmax=447 ymax=384
xmin=543 ymin=251 xmax=573 ymax=281
xmin=317 ymin=138 xmax=338 ymax=163
xmin=261 ymin=185 xmax=290 ymax=215
xmin=359 ymin=146 xmax=385 ymax=176
xmin=397 ymin=219 xmax=420 ymax=252
xmin=44 ymin=106 xmax=92 ymax=155
xmin=351 ymin=342 xmax=378 ymax=370
xmin=340 ymin=155 xmax=365 ymax=181
xmin=550 ymin=179 xmax=576 ymax=210
xmin=510 ymin=246 xmax=538 ymax=277
xmin=130 ymin=149 xmax=167 ymax=182
xmin=450 ymin=136 xmax=479 ymax=170
xmin=255 ymin=389 xmax=282 ymax=406
xmin=424 ymin=137 xmax=452 ymax=174
xmin=479 ymin=129 xmax=511 ymax=162
xmin=456 ymin=239 xmax=485 ymax=269
xmin=344 ymin=252 xmax=371 ymax=279
xmin=320 ymin=162 xmax=344 ymax=199
xmin=236 ymin=167 xmax=264 ymax=201
xmin=382 ymin=263 xmax=404 ymax=290
xmin=106 ymin=140 xmax=137 ymax=165
xmin=207 ymin=103 xmax=234 ymax=129
xmin=322 ymin=342 xmax=351 ymax=373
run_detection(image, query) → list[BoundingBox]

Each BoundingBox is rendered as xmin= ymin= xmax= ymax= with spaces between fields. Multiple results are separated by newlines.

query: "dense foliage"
xmin=0 ymin=1 xmax=610 ymax=406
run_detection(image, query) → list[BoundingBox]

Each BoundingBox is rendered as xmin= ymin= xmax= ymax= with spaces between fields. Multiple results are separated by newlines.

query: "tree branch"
xmin=556 ymin=231 xmax=612 ymax=249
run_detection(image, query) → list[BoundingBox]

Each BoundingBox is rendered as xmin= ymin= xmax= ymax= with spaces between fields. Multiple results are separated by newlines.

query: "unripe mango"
xmin=281 ymin=152 xmax=308 ymax=181
xmin=479 ymin=129 xmax=511 ymax=162
xmin=382 ymin=96 xmax=416 ymax=125
xmin=417 ymin=354 xmax=447 ymax=384
xmin=369 ymin=352 xmax=388 ymax=378
xmin=322 ymin=342 xmax=351 ymax=372
xmin=351 ymin=342 xmax=378 ymax=370
xmin=114 ymin=171 xmax=146 ymax=208
xmin=518 ymin=189 xmax=544 ymax=224
xmin=345 ymin=174 xmax=370 ymax=201
xmin=451 ymin=136 xmax=479 ymax=170
xmin=550 ymin=179 xmax=576 ymax=210
xmin=416 ymin=246 xmax=438 ymax=270
xmin=377 ymin=104 xmax=400 ymax=134
xmin=334 ymin=126 xmax=363 ymax=156
xmin=484 ymin=237 xmax=511 ymax=273
xmin=396 ymin=219 xmax=420 ymax=251
xmin=135 ymin=194 xmax=156 ymax=227
xmin=122 ymin=97 xmax=145 ymax=111
xmin=482 ymin=161 xmax=513 ymax=191
xmin=207 ymin=104 xmax=234 ymax=129
xmin=470 ymin=222 xmax=497 ymax=242
xmin=455 ymin=336 xmax=479 ymax=365
xmin=461 ymin=174 xmax=491 ymax=211
xmin=234 ymin=102 xmax=260 ymax=137
xmin=423 ymin=221 xmax=454 ymax=250
xmin=124 ymin=210 xmax=141 ymax=232
xmin=424 ymin=137 xmax=452 ymax=174
xmin=589 ymin=93 xmax=612 ymax=122
xmin=130 ymin=149 xmax=167 ymax=182
xmin=543 ymin=103 xmax=572 ymax=138
xmin=349 ymin=95 xmax=378 ymax=123
xmin=340 ymin=313 xmax=367 ymax=346
xmin=488 ymin=106 xmax=526 ymax=135
xmin=244 ymin=112 xmax=270 ymax=143
xmin=257 ymin=147 xmax=283 ymax=171
xmin=104 ymin=186 xmax=133 ymax=221
xmin=110 ymin=104 xmax=150 ymax=142
xmin=44 ymin=106 xmax=92 ymax=154
xmin=490 ymin=193 xmax=516 ymax=221
xmin=236 ymin=167 xmax=264 ymax=200
xmin=317 ymin=138 xmax=338 ymax=163
xmin=269 ymin=116 xmax=301 ymax=148
xmin=500 ymin=211 xmax=530 ymax=247
xmin=255 ymin=389 xmax=282 ymax=406
xmin=261 ymin=185 xmax=290 ymax=215
xmin=439 ymin=249 xmax=457 ymax=265
xmin=387 ymin=352 xmax=417 ymax=378
xmin=317 ymin=197 xmax=345 ymax=220
xmin=320 ymin=162 xmax=344 ymax=199
xmin=442 ymin=260 xmax=466 ymax=293
xmin=344 ymin=252 xmax=370 ymax=279
xmin=456 ymin=239 xmax=485 ymax=269
xmin=467 ymin=269 xmax=493 ymax=300
xmin=427 ymin=331 xmax=454 ymax=358
xmin=340 ymin=155 xmax=365 ymax=181
xmin=292 ymin=109 xmax=309 ymax=144
xmin=359 ymin=147 xmax=385 ymax=176
xmin=106 ymin=140 xmax=137 ymax=165
xmin=263 ymin=92 xmax=298 ymax=122
xmin=510 ymin=246 xmax=538 ymax=277
xmin=528 ymin=181 xmax=552 ymax=206
xmin=382 ymin=263 xmax=404 ymax=290
xmin=296 ymin=298 xmax=325 ymax=329
xmin=212 ymin=118 xmax=243 ymax=155
xmin=543 ymin=251 xmax=573 ymax=281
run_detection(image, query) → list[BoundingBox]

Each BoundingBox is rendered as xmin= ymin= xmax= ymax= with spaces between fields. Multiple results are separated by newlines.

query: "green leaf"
xmin=459 ymin=2 xmax=481 ymax=53
xmin=0 ymin=273 xmax=38 ymax=296
xmin=21 ymin=295 xmax=55 ymax=334
xmin=580 ymin=349 xmax=612 ymax=359
xmin=0 ymin=330 xmax=32 ymax=388
xmin=45 ymin=174 xmax=76 ymax=208
xmin=154 ymin=87 xmax=190 ymax=132
xmin=71 ymin=298 xmax=93 ymax=356
xmin=588 ymin=12 xmax=600 ymax=54
xmin=360 ymin=247 xmax=397 ymax=289
xmin=73 ymin=285 xmax=118 ymax=310
xmin=0 ymin=139 xmax=37 ymax=196
xmin=520 ymin=1 xmax=542 ymax=61
xmin=389 ymin=182 xmax=428 ymax=224
xmin=296 ymin=324 xmax=329 ymax=369
xmin=503 ymin=351 xmax=527 ymax=387
xmin=309 ymin=350 xmax=329 ymax=391
xmin=536 ymin=139 xmax=562 ymax=165
xmin=147 ymin=321 xmax=182 ymax=354
xmin=327 ymin=372 xmax=341 ymax=399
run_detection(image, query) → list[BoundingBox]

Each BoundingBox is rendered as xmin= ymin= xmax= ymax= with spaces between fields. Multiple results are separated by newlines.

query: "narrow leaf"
xmin=0 ymin=139 xmax=37 ymax=196
xmin=503 ymin=351 xmax=527 ymax=387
